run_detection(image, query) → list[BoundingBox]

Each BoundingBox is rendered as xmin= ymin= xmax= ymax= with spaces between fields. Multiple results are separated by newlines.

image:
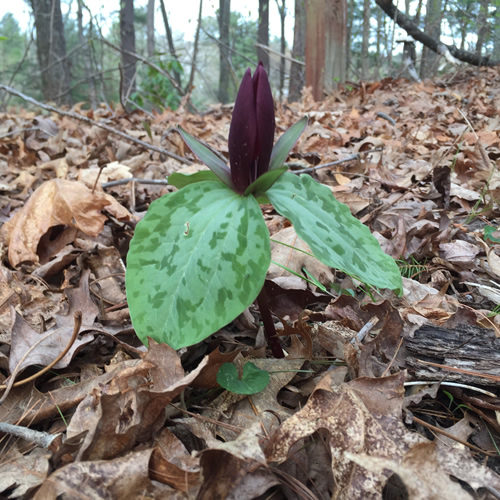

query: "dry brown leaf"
xmin=34 ymin=449 xmax=176 ymax=499
xmin=1 ymin=179 xmax=132 ymax=267
xmin=265 ymin=372 xmax=422 ymax=498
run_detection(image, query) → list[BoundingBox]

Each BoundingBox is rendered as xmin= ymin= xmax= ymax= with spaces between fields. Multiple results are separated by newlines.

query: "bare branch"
xmin=0 ymin=84 xmax=191 ymax=165
xmin=376 ymin=0 xmax=500 ymax=66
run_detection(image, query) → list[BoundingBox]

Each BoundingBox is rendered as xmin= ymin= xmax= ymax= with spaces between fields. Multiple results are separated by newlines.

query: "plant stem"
xmin=256 ymin=286 xmax=285 ymax=358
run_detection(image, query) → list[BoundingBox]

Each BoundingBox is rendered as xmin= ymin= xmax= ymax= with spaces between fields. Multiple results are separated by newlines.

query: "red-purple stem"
xmin=256 ymin=286 xmax=285 ymax=358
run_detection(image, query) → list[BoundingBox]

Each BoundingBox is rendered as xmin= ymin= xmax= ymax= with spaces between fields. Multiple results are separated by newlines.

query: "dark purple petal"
xmin=253 ymin=62 xmax=275 ymax=178
xmin=228 ymin=68 xmax=257 ymax=193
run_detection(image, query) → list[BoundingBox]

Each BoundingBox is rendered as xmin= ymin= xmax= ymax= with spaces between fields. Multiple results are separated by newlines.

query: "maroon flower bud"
xmin=228 ymin=62 xmax=275 ymax=193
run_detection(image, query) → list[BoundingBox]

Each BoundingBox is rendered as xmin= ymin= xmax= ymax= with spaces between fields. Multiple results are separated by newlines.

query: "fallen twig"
xmin=0 ymin=422 xmax=59 ymax=449
xmin=0 ymin=84 xmax=191 ymax=165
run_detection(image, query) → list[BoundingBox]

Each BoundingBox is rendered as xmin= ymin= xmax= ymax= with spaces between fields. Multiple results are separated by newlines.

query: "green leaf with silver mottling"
xmin=243 ymin=166 xmax=287 ymax=196
xmin=217 ymin=362 xmax=270 ymax=394
xmin=267 ymin=172 xmax=403 ymax=295
xmin=168 ymin=170 xmax=220 ymax=189
xmin=269 ymin=116 xmax=308 ymax=171
xmin=178 ymin=126 xmax=234 ymax=190
xmin=126 ymin=181 xmax=270 ymax=349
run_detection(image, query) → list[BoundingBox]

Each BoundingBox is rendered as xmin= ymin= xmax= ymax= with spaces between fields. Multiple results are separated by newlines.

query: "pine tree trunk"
xmin=30 ymin=0 xmax=72 ymax=105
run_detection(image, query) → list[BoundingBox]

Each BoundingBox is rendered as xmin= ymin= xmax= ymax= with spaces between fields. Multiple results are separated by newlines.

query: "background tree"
xmin=361 ymin=0 xmax=371 ymax=79
xmin=289 ymin=0 xmax=305 ymax=102
xmin=120 ymin=0 xmax=137 ymax=106
xmin=217 ymin=0 xmax=231 ymax=103
xmin=29 ymin=0 xmax=72 ymax=105
xmin=419 ymin=0 xmax=442 ymax=78
xmin=159 ymin=0 xmax=182 ymax=86
xmin=305 ymin=0 xmax=347 ymax=100
xmin=275 ymin=0 xmax=286 ymax=100
xmin=258 ymin=0 xmax=270 ymax=69
xmin=147 ymin=0 xmax=155 ymax=57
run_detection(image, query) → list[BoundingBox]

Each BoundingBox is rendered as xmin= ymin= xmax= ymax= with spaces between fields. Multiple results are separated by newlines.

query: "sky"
xmin=0 ymin=0 xmax=295 ymax=45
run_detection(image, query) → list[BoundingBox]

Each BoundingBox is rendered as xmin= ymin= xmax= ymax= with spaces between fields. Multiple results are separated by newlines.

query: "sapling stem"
xmin=256 ymin=286 xmax=285 ymax=358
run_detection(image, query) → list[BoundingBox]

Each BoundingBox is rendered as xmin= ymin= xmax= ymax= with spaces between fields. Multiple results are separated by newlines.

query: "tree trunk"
xmin=275 ymin=0 xmax=286 ymax=101
xmin=305 ymin=0 xmax=347 ymax=101
xmin=361 ymin=0 xmax=371 ymax=79
xmin=185 ymin=0 xmax=203 ymax=96
xmin=495 ymin=8 xmax=500 ymax=57
xmin=158 ymin=0 xmax=181 ymax=86
xmin=77 ymin=0 xmax=97 ymax=107
xmin=289 ymin=0 xmax=305 ymax=102
xmin=120 ymin=0 xmax=136 ymax=104
xmin=218 ymin=0 xmax=231 ymax=103
xmin=258 ymin=0 xmax=270 ymax=70
xmin=345 ymin=0 xmax=354 ymax=79
xmin=419 ymin=0 xmax=442 ymax=79
xmin=147 ymin=0 xmax=155 ymax=57
xmin=475 ymin=0 xmax=489 ymax=59
xmin=30 ymin=0 xmax=72 ymax=105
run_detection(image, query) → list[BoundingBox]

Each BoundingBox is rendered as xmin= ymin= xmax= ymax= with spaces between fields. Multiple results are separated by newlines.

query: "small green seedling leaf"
xmin=267 ymin=172 xmax=403 ymax=295
xmin=217 ymin=362 xmax=270 ymax=394
xmin=484 ymin=226 xmax=500 ymax=243
xmin=269 ymin=116 xmax=308 ymax=171
xmin=126 ymin=181 xmax=270 ymax=349
xmin=178 ymin=126 xmax=234 ymax=190
xmin=168 ymin=170 xmax=220 ymax=189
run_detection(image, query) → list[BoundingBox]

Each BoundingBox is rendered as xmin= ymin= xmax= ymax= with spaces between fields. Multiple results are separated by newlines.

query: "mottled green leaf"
xmin=168 ymin=170 xmax=220 ymax=189
xmin=126 ymin=181 xmax=270 ymax=349
xmin=217 ymin=362 xmax=270 ymax=394
xmin=243 ymin=166 xmax=287 ymax=196
xmin=269 ymin=116 xmax=308 ymax=171
xmin=267 ymin=173 xmax=403 ymax=295
xmin=178 ymin=127 xmax=234 ymax=190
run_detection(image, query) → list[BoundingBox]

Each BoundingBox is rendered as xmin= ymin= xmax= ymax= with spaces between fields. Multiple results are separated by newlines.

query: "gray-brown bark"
xmin=218 ymin=0 xmax=231 ymax=103
xmin=375 ymin=0 xmax=500 ymax=66
xmin=158 ymin=0 xmax=181 ymax=86
xmin=258 ymin=0 xmax=270 ymax=70
xmin=147 ymin=0 xmax=155 ymax=57
xmin=275 ymin=0 xmax=286 ymax=101
xmin=305 ymin=0 xmax=347 ymax=100
xmin=289 ymin=0 xmax=305 ymax=102
xmin=120 ymin=0 xmax=137 ymax=104
xmin=29 ymin=0 xmax=72 ymax=105
xmin=419 ymin=0 xmax=442 ymax=79
xmin=361 ymin=0 xmax=371 ymax=79
xmin=404 ymin=324 xmax=500 ymax=386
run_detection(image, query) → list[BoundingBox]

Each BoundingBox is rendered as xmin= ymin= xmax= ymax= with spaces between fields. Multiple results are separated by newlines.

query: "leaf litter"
xmin=1 ymin=67 xmax=500 ymax=498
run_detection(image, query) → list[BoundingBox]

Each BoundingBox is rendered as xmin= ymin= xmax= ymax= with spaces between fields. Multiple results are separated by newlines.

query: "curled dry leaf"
xmin=8 ymin=269 xmax=98 ymax=375
xmin=1 ymin=179 xmax=133 ymax=267
xmin=198 ymin=423 xmax=279 ymax=500
xmin=265 ymin=372 xmax=422 ymax=498
xmin=34 ymin=449 xmax=176 ymax=500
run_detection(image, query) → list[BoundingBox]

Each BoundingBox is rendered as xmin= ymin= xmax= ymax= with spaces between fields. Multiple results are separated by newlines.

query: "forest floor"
xmin=1 ymin=66 xmax=500 ymax=499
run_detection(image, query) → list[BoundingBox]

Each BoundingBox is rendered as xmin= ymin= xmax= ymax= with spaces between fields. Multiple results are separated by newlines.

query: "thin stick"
xmin=0 ymin=84 xmax=191 ymax=165
xmin=0 ymin=312 xmax=82 ymax=403
xmin=0 ymin=422 xmax=58 ymax=449
xmin=412 ymin=415 xmax=496 ymax=456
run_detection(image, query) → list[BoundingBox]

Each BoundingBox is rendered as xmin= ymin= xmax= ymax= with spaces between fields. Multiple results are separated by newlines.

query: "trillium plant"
xmin=126 ymin=62 xmax=403 ymax=357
